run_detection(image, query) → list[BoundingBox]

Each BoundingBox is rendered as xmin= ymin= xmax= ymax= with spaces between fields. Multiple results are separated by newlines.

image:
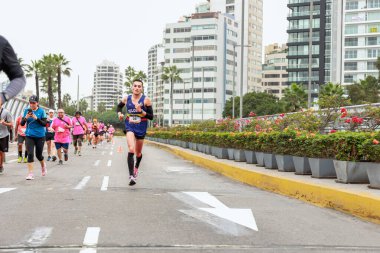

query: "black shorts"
xmin=18 ymin=135 xmax=26 ymax=144
xmin=46 ymin=132 xmax=55 ymax=141
xmin=73 ymin=134 xmax=84 ymax=141
xmin=126 ymin=130 xmax=145 ymax=140
xmin=0 ymin=136 xmax=9 ymax=152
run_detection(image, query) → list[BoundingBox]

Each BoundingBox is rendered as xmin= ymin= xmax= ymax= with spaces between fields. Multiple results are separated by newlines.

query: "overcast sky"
xmin=1 ymin=0 xmax=288 ymax=99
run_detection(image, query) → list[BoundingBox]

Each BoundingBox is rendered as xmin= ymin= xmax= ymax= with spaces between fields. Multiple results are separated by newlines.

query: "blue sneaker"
xmin=47 ymin=156 xmax=51 ymax=162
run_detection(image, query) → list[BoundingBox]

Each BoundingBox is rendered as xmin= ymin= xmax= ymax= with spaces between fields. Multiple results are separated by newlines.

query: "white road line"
xmin=94 ymin=160 xmax=100 ymax=167
xmin=109 ymin=151 xmax=113 ymax=156
xmin=83 ymin=227 xmax=100 ymax=245
xmin=101 ymin=176 xmax=109 ymax=191
xmin=0 ymin=188 xmax=16 ymax=194
xmin=107 ymin=160 xmax=112 ymax=167
xmin=74 ymin=176 xmax=91 ymax=190
xmin=26 ymin=227 xmax=53 ymax=247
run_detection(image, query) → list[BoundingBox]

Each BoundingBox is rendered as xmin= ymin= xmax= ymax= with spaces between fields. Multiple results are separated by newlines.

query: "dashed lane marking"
xmin=101 ymin=176 xmax=109 ymax=191
xmin=74 ymin=176 xmax=91 ymax=190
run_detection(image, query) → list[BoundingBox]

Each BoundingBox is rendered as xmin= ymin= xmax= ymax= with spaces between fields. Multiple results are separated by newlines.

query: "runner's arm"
xmin=142 ymin=97 xmax=154 ymax=120
xmin=36 ymin=117 xmax=47 ymax=126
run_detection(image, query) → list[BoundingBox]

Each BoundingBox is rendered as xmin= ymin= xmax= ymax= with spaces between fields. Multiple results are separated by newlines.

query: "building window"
xmin=173 ymin=27 xmax=191 ymax=33
xmin=344 ymin=62 xmax=358 ymax=71
xmin=345 ymin=1 xmax=358 ymax=10
xmin=345 ymin=38 xmax=358 ymax=47
xmin=345 ymin=50 xmax=357 ymax=59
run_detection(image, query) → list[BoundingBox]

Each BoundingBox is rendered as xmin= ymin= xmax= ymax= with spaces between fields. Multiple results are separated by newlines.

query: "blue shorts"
xmin=55 ymin=142 xmax=69 ymax=149
xmin=125 ymin=120 xmax=148 ymax=139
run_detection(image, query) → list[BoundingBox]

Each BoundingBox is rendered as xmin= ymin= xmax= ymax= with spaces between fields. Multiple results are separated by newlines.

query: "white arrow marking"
xmin=0 ymin=188 xmax=16 ymax=194
xmin=183 ymin=192 xmax=258 ymax=231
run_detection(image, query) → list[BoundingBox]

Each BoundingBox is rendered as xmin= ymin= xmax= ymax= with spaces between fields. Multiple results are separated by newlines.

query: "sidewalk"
xmin=147 ymin=140 xmax=380 ymax=225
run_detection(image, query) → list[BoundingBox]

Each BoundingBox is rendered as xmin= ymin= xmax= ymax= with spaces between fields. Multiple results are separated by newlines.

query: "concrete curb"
xmin=147 ymin=140 xmax=380 ymax=225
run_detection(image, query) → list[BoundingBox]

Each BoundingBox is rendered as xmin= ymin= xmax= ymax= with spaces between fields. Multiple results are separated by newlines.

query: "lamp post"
xmin=160 ymin=61 xmax=165 ymax=127
xmin=307 ymin=0 xmax=314 ymax=108
xmin=191 ymin=38 xmax=195 ymax=124
xmin=239 ymin=0 xmax=245 ymax=120
xmin=183 ymin=81 xmax=190 ymax=125
xmin=202 ymin=67 xmax=205 ymax=121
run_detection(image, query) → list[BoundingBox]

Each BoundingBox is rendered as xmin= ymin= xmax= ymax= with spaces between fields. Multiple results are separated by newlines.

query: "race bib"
xmin=21 ymin=128 xmax=26 ymax=133
xmin=58 ymin=127 xmax=65 ymax=133
xmin=76 ymin=122 xmax=80 ymax=126
xmin=129 ymin=116 xmax=141 ymax=124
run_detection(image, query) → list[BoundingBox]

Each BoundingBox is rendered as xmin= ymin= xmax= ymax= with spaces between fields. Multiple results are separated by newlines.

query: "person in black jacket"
xmin=0 ymin=35 xmax=26 ymax=106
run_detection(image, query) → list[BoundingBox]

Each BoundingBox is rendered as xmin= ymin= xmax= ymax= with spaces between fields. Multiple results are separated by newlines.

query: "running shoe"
xmin=74 ymin=149 xmax=77 ymax=155
xmin=26 ymin=173 xmax=34 ymax=180
xmin=23 ymin=157 xmax=28 ymax=163
xmin=17 ymin=157 xmax=22 ymax=163
xmin=0 ymin=167 xmax=3 ymax=174
xmin=41 ymin=166 xmax=47 ymax=176
xmin=129 ymin=176 xmax=136 ymax=186
xmin=133 ymin=167 xmax=139 ymax=178
xmin=47 ymin=156 xmax=51 ymax=162
xmin=58 ymin=160 xmax=63 ymax=165
xmin=78 ymin=151 xmax=81 ymax=156
xmin=52 ymin=156 xmax=57 ymax=162
xmin=64 ymin=153 xmax=68 ymax=161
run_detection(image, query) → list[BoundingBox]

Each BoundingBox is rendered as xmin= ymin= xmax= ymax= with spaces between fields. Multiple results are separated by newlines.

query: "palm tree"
xmin=40 ymin=54 xmax=57 ymax=108
xmin=25 ymin=60 xmax=42 ymax=98
xmin=161 ymin=65 xmax=182 ymax=126
xmin=124 ymin=66 xmax=147 ymax=93
xmin=282 ymin=83 xmax=307 ymax=112
xmin=54 ymin=54 xmax=72 ymax=109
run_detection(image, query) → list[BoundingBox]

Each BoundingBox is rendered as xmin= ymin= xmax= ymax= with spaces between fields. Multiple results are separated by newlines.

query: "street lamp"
xmin=307 ymin=0 xmax=314 ymax=108
xmin=191 ymin=38 xmax=195 ymax=124
xmin=232 ymin=44 xmax=251 ymax=119
xmin=183 ymin=81 xmax=191 ymax=125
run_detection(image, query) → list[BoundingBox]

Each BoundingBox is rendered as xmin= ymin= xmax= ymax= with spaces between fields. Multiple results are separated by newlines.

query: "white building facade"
xmin=92 ymin=60 xmax=123 ymax=111
xmin=262 ymin=44 xmax=288 ymax=98
xmin=162 ymin=12 xmax=239 ymax=125
xmin=342 ymin=0 xmax=380 ymax=84
xmin=209 ymin=0 xmax=263 ymax=93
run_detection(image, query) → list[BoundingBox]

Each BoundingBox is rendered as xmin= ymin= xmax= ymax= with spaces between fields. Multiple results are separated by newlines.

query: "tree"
xmin=124 ymin=66 xmax=147 ymax=92
xmin=223 ymin=92 xmax=283 ymax=118
xmin=97 ymin=102 xmax=106 ymax=113
xmin=62 ymin=93 xmax=72 ymax=109
xmin=39 ymin=54 xmax=57 ymax=108
xmin=282 ymin=83 xmax=307 ymax=112
xmin=376 ymin=56 xmax=380 ymax=81
xmin=78 ymin=98 xmax=88 ymax=112
xmin=347 ymin=76 xmax=380 ymax=105
xmin=161 ymin=65 xmax=182 ymax=126
xmin=25 ymin=60 xmax=42 ymax=98
xmin=54 ymin=54 xmax=72 ymax=109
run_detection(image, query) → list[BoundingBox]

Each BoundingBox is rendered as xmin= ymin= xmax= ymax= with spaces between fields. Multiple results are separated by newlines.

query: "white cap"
xmin=48 ymin=109 xmax=54 ymax=113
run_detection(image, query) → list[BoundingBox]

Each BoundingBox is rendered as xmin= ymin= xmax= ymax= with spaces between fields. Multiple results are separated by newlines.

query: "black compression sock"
xmin=25 ymin=151 xmax=28 ymax=158
xmin=128 ymin=152 xmax=135 ymax=176
xmin=18 ymin=151 xmax=22 ymax=157
xmin=135 ymin=154 xmax=143 ymax=168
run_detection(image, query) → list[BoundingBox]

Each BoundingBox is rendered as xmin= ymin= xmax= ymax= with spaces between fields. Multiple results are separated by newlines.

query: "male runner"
xmin=117 ymin=79 xmax=153 ymax=186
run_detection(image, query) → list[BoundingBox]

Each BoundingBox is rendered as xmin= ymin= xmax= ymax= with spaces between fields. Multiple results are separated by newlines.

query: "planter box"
xmin=275 ymin=155 xmax=295 ymax=172
xmin=244 ymin=151 xmax=257 ymax=164
xmin=212 ymin=147 xmax=229 ymax=159
xmin=362 ymin=162 xmax=380 ymax=189
xmin=180 ymin=141 xmax=189 ymax=149
xmin=264 ymin=153 xmax=277 ymax=170
xmin=204 ymin=145 xmax=212 ymax=155
xmin=293 ymin=156 xmax=312 ymax=175
xmin=309 ymin=158 xmax=336 ymax=178
xmin=333 ymin=160 xmax=369 ymax=184
xmin=234 ymin=149 xmax=246 ymax=162
xmin=227 ymin=148 xmax=236 ymax=160
xmin=256 ymin=152 xmax=265 ymax=167
xmin=189 ymin=142 xmax=197 ymax=151
xmin=197 ymin=144 xmax=204 ymax=153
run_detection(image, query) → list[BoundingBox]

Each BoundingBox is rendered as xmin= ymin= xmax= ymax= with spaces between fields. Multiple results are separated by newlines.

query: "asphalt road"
xmin=0 ymin=137 xmax=380 ymax=253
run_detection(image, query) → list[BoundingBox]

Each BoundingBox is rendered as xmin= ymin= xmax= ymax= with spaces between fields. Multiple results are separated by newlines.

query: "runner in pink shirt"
xmin=86 ymin=121 xmax=92 ymax=145
xmin=71 ymin=111 xmax=87 ymax=156
xmin=51 ymin=109 xmax=72 ymax=165
xmin=108 ymin=125 xmax=115 ymax=143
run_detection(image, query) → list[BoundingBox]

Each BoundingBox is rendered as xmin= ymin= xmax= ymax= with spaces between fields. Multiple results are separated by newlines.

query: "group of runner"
xmin=0 ymin=35 xmax=153 ymax=186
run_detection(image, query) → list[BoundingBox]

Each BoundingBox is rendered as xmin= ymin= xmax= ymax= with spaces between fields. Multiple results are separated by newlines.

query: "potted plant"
xmin=306 ymin=134 xmax=337 ymax=178
xmin=274 ymin=130 xmax=296 ymax=172
xmin=243 ymin=132 xmax=258 ymax=164
xmin=259 ymin=133 xmax=278 ymax=170
xmin=291 ymin=134 xmax=312 ymax=175
xmin=333 ymin=132 xmax=370 ymax=184
xmin=359 ymin=135 xmax=380 ymax=189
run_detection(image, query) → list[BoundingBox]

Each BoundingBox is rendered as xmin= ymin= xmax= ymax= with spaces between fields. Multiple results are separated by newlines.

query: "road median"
xmin=147 ymin=140 xmax=380 ymax=225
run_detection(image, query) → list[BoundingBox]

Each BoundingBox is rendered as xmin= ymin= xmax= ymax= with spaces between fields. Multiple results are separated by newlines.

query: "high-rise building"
xmin=209 ymin=0 xmax=263 ymax=93
xmin=287 ymin=0 xmax=332 ymax=99
xmin=162 ymin=11 xmax=239 ymax=126
xmin=92 ymin=60 xmax=123 ymax=111
xmin=148 ymin=44 xmax=162 ymax=100
xmin=262 ymin=44 xmax=288 ymax=98
xmin=341 ymin=0 xmax=380 ymax=85
xmin=149 ymin=45 xmax=165 ymax=126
